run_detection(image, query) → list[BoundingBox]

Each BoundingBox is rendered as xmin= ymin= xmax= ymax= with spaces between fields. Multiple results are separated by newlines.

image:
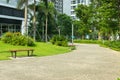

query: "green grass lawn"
xmin=0 ymin=41 xmax=71 ymax=60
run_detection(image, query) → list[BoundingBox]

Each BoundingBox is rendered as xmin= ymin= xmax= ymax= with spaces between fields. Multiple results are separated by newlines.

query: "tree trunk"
xmin=33 ymin=0 xmax=36 ymax=41
xmin=118 ymin=0 xmax=120 ymax=33
xmin=42 ymin=25 xmax=45 ymax=41
xmin=82 ymin=35 xmax=84 ymax=40
xmin=45 ymin=14 xmax=48 ymax=42
xmin=24 ymin=1 xmax=28 ymax=35
xmin=98 ymin=32 xmax=101 ymax=40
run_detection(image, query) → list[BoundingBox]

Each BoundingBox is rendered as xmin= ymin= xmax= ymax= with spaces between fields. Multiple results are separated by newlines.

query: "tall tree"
xmin=31 ymin=0 xmax=36 ymax=41
xmin=57 ymin=14 xmax=72 ymax=37
xmin=75 ymin=4 xmax=91 ymax=39
xmin=38 ymin=1 xmax=55 ymax=42
xmin=28 ymin=0 xmax=37 ymax=41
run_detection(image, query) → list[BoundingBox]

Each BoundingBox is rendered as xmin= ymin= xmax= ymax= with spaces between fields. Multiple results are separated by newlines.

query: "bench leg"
xmin=11 ymin=52 xmax=13 ymax=57
xmin=31 ymin=50 xmax=33 ymax=56
xmin=11 ymin=52 xmax=16 ymax=58
xmin=14 ymin=52 xmax=16 ymax=58
xmin=28 ymin=51 xmax=30 ymax=56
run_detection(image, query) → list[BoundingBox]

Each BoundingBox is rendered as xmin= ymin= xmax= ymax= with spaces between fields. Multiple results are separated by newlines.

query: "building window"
xmin=81 ymin=0 xmax=84 ymax=3
xmin=0 ymin=24 xmax=21 ymax=36
xmin=78 ymin=0 xmax=80 ymax=3
xmin=71 ymin=11 xmax=75 ymax=15
xmin=71 ymin=6 xmax=76 ymax=9
xmin=71 ymin=0 xmax=76 ymax=4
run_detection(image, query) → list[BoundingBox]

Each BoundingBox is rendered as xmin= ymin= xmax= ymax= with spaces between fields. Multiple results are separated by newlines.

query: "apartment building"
xmin=0 ymin=0 xmax=24 ymax=37
xmin=54 ymin=0 xmax=63 ymax=13
xmin=52 ymin=0 xmax=90 ymax=19
xmin=71 ymin=0 xmax=90 ymax=19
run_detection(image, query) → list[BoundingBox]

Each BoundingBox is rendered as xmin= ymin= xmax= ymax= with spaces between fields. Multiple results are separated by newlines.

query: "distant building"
xmin=52 ymin=0 xmax=90 ymax=19
xmin=51 ymin=0 xmax=71 ymax=15
xmin=0 ymin=1 xmax=24 ymax=37
xmin=54 ymin=0 xmax=63 ymax=13
xmin=71 ymin=0 xmax=90 ymax=19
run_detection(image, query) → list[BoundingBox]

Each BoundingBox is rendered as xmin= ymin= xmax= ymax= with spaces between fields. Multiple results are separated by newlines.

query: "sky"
xmin=0 ymin=0 xmax=37 ymax=8
xmin=0 ymin=0 xmax=17 ymax=8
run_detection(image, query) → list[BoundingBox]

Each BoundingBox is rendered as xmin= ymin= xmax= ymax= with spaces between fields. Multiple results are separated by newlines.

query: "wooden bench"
xmin=10 ymin=49 xmax=34 ymax=58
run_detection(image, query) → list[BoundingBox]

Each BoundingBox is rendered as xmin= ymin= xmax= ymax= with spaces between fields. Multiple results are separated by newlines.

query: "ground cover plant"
xmin=0 ymin=41 xmax=71 ymax=60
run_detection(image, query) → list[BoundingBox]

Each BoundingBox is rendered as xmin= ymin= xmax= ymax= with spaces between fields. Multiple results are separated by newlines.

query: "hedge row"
xmin=74 ymin=39 xmax=102 ymax=44
xmin=103 ymin=41 xmax=120 ymax=50
xmin=74 ymin=39 xmax=120 ymax=51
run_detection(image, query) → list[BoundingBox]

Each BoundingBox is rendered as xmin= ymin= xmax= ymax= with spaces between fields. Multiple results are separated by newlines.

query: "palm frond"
xmin=17 ymin=0 xmax=28 ymax=9
xmin=43 ymin=0 xmax=48 ymax=8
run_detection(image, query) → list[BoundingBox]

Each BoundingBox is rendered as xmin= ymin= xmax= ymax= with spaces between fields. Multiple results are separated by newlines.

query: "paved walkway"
xmin=0 ymin=44 xmax=120 ymax=80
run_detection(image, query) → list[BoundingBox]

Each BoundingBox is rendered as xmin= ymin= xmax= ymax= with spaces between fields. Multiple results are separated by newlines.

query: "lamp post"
xmin=72 ymin=24 xmax=74 ymax=45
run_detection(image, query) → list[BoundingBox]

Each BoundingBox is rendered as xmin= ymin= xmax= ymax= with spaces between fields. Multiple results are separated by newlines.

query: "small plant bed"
xmin=68 ymin=44 xmax=76 ymax=50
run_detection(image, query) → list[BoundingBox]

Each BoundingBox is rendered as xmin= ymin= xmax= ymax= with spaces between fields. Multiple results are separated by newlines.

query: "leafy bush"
xmin=50 ymin=35 xmax=68 ymax=47
xmin=1 ymin=32 xmax=13 ymax=43
xmin=1 ymin=32 xmax=35 ymax=46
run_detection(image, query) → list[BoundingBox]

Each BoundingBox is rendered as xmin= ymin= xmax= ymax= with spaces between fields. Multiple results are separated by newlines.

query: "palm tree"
xmin=29 ymin=0 xmax=37 ymax=41
xmin=33 ymin=0 xmax=36 ymax=41
xmin=30 ymin=0 xmax=36 ymax=41
xmin=29 ymin=0 xmax=48 ymax=41
xmin=40 ymin=0 xmax=48 ymax=42
xmin=38 ymin=1 xmax=55 ymax=42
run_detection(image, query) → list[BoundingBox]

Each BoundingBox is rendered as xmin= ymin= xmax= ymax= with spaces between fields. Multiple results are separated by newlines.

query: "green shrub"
xmin=27 ymin=37 xmax=35 ymax=46
xmin=1 ymin=32 xmax=13 ymax=43
xmin=50 ymin=35 xmax=68 ymax=47
xmin=1 ymin=32 xmax=35 ymax=46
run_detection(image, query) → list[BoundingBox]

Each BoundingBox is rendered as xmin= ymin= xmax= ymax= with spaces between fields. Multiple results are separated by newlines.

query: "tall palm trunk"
xmin=98 ymin=32 xmax=101 ymax=40
xmin=33 ymin=0 xmax=36 ymax=41
xmin=24 ymin=1 xmax=28 ymax=35
xmin=45 ymin=14 xmax=48 ymax=42
xmin=118 ymin=0 xmax=120 ymax=33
